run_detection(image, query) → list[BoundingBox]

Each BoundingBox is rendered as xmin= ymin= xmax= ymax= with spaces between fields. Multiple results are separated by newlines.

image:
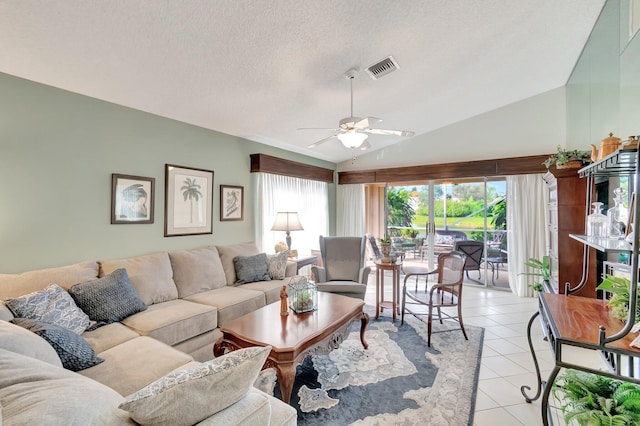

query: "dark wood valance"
xmin=250 ymin=153 xmax=334 ymax=183
xmin=338 ymin=154 xmax=550 ymax=184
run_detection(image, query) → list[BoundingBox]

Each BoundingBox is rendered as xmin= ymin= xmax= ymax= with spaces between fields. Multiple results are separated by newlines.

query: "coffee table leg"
xmin=360 ymin=312 xmax=369 ymax=349
xmin=275 ymin=362 xmax=296 ymax=404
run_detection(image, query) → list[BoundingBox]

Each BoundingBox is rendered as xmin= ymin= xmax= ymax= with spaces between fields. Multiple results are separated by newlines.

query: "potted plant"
xmin=520 ymin=256 xmax=550 ymax=292
xmin=596 ymin=275 xmax=640 ymax=323
xmin=553 ymin=369 xmax=640 ymax=425
xmin=379 ymin=234 xmax=392 ymax=263
xmin=543 ymin=145 xmax=593 ymax=169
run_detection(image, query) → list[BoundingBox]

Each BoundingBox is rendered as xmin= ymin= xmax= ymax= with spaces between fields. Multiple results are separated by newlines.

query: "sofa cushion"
xmin=0 ymin=302 xmax=13 ymax=321
xmin=0 ymin=261 xmax=99 ymax=299
xmin=0 ymin=320 xmax=62 ymax=367
xmin=82 ymin=322 xmax=141 ymax=354
xmin=196 ymin=388 xmax=272 ymax=426
xmin=79 ymin=336 xmax=193 ymax=397
xmin=216 ymin=242 xmax=259 ymax=285
xmin=119 ymin=346 xmax=270 ymax=426
xmin=120 ymin=299 xmax=217 ymax=347
xmin=0 ymin=349 xmax=132 ymax=425
xmin=12 ymin=318 xmax=104 ymax=372
xmin=268 ymin=251 xmax=289 ymax=280
xmin=240 ymin=279 xmax=289 ymax=305
xmin=5 ymin=284 xmax=91 ymax=334
xmin=169 ymin=246 xmax=227 ymax=298
xmin=233 ymin=253 xmax=270 ymax=284
xmin=100 ymin=252 xmax=178 ymax=305
xmin=69 ymin=268 xmax=147 ymax=327
xmin=184 ymin=287 xmax=265 ymax=325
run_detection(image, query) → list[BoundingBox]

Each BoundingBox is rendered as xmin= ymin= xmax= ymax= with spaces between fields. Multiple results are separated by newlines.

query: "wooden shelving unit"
xmin=522 ymin=148 xmax=640 ymax=426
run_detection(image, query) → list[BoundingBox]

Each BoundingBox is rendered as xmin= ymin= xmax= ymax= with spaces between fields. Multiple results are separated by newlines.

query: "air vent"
xmin=365 ymin=56 xmax=399 ymax=80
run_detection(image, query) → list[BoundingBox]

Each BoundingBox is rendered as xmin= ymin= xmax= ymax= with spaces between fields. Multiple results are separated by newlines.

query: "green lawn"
xmin=413 ymin=214 xmax=486 ymax=230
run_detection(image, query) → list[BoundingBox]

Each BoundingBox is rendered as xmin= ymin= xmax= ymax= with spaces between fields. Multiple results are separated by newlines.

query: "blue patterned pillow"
xmin=5 ymin=284 xmax=91 ymax=334
xmin=268 ymin=251 xmax=289 ymax=280
xmin=233 ymin=253 xmax=270 ymax=284
xmin=69 ymin=268 xmax=147 ymax=327
xmin=12 ymin=318 xmax=104 ymax=371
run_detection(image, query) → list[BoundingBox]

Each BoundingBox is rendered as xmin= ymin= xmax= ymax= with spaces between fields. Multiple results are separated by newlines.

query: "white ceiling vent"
xmin=365 ymin=56 xmax=400 ymax=80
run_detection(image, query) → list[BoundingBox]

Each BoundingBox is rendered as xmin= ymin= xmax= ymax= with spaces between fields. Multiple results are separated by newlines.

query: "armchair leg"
xmin=427 ymin=302 xmax=433 ymax=347
xmin=458 ymin=303 xmax=469 ymax=341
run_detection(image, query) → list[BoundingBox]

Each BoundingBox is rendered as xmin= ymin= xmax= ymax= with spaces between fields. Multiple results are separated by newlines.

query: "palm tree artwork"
xmin=181 ymin=178 xmax=203 ymax=224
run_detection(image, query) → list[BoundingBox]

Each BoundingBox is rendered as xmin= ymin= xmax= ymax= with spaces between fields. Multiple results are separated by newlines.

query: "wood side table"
xmin=375 ymin=261 xmax=402 ymax=322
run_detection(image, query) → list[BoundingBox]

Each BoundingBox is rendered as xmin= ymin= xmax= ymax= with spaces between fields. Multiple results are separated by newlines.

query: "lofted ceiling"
xmin=0 ymin=1 xmax=606 ymax=164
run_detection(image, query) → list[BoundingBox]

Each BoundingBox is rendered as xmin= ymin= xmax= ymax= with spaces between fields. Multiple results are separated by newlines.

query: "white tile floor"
xmin=364 ymin=266 xmax=607 ymax=426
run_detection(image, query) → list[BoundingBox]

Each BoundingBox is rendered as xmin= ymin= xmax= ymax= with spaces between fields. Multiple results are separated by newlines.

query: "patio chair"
xmin=401 ymin=251 xmax=468 ymax=346
xmin=453 ymin=240 xmax=484 ymax=280
xmin=312 ymin=236 xmax=371 ymax=300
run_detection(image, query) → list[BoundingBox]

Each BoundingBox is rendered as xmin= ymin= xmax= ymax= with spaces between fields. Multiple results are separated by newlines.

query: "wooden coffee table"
xmin=213 ymin=292 xmax=369 ymax=404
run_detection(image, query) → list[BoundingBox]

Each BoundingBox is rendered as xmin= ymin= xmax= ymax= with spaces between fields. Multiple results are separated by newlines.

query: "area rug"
xmin=254 ymin=306 xmax=484 ymax=425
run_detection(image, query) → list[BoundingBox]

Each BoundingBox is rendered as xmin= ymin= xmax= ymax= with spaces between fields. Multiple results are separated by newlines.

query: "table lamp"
xmin=271 ymin=212 xmax=303 ymax=252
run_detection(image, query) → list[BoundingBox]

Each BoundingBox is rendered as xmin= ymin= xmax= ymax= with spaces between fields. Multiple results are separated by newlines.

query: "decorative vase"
xmin=380 ymin=242 xmax=391 ymax=263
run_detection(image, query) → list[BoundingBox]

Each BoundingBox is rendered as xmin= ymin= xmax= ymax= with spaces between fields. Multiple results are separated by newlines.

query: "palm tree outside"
xmin=181 ymin=178 xmax=203 ymax=224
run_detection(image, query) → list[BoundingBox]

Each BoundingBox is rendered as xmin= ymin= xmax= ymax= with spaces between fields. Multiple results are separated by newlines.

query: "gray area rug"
xmin=254 ymin=305 xmax=484 ymax=425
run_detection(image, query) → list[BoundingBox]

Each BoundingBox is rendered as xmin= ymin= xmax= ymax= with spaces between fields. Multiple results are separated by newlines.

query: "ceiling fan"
xmin=299 ymin=68 xmax=415 ymax=151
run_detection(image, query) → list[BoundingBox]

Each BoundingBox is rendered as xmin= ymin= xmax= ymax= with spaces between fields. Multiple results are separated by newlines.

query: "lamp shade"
xmin=337 ymin=131 xmax=368 ymax=149
xmin=271 ymin=212 xmax=304 ymax=232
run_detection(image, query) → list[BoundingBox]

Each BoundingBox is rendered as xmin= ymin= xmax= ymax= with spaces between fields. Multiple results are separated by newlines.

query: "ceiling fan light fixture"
xmin=337 ymin=131 xmax=368 ymax=149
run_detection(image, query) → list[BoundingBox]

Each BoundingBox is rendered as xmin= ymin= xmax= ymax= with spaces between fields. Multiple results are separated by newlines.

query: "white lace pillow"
xmin=5 ymin=284 xmax=91 ymax=334
xmin=119 ymin=345 xmax=271 ymax=425
xmin=268 ymin=250 xmax=289 ymax=280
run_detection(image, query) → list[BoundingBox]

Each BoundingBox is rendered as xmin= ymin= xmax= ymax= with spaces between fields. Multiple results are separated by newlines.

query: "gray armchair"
xmin=311 ymin=236 xmax=371 ymax=300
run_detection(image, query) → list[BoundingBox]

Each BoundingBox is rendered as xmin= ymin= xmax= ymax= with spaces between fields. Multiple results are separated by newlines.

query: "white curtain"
xmin=254 ymin=173 xmax=329 ymax=255
xmin=506 ymin=174 xmax=549 ymax=297
xmin=337 ymin=184 xmax=365 ymax=236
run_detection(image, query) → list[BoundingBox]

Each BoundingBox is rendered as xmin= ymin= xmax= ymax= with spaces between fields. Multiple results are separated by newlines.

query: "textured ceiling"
xmin=0 ymin=0 xmax=606 ymax=163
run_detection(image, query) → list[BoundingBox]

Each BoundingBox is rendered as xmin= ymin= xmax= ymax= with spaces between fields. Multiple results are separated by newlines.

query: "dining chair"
xmin=401 ymin=251 xmax=468 ymax=346
xmin=453 ymin=240 xmax=484 ymax=280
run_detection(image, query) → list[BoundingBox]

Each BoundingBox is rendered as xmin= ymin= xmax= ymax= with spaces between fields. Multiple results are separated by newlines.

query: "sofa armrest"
xmin=311 ymin=266 xmax=326 ymax=283
xmin=358 ymin=266 xmax=371 ymax=284
xmin=284 ymin=260 xmax=297 ymax=277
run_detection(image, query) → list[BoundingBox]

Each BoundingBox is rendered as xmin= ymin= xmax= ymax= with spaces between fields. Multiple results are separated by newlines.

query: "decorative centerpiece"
xmin=287 ymin=276 xmax=318 ymax=313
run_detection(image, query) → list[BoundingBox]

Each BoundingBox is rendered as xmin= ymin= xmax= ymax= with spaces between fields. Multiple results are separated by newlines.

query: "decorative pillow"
xmin=233 ymin=253 xmax=270 ymax=284
xmin=119 ymin=346 xmax=271 ymax=426
xmin=12 ymin=318 xmax=104 ymax=372
xmin=435 ymin=235 xmax=455 ymax=245
xmin=5 ymin=284 xmax=91 ymax=334
xmin=69 ymin=268 xmax=147 ymax=327
xmin=268 ymin=251 xmax=289 ymax=280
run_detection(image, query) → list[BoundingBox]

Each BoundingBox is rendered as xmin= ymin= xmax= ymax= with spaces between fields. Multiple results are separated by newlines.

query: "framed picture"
xmin=164 ymin=164 xmax=214 ymax=237
xmin=220 ymin=185 xmax=244 ymax=221
xmin=111 ymin=174 xmax=155 ymax=224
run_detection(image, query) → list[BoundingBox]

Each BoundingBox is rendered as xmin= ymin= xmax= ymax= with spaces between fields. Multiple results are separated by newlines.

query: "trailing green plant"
xmin=543 ymin=145 xmax=592 ymax=169
xmin=400 ymin=228 xmax=419 ymax=239
xmin=553 ymin=369 xmax=640 ymax=425
xmin=520 ymin=256 xmax=550 ymax=292
xmin=596 ymin=275 xmax=640 ymax=323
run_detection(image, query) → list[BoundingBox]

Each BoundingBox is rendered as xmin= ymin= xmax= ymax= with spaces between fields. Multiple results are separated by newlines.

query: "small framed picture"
xmin=111 ymin=174 xmax=155 ymax=224
xmin=220 ymin=185 xmax=244 ymax=221
xmin=165 ymin=164 xmax=214 ymax=237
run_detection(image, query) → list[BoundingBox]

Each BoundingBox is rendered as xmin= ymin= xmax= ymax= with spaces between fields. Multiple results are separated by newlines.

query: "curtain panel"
xmin=506 ymin=174 xmax=549 ymax=297
xmin=337 ymin=184 xmax=365 ymax=236
xmin=254 ymin=173 xmax=329 ymax=255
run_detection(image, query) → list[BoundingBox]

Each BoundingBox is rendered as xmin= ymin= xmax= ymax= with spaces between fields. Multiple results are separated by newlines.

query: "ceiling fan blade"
xmin=307 ymin=134 xmax=338 ymax=148
xmin=363 ymin=128 xmax=415 ymax=137
xmin=359 ymin=140 xmax=372 ymax=151
xmin=353 ymin=117 xmax=382 ymax=129
xmin=297 ymin=127 xmax=340 ymax=131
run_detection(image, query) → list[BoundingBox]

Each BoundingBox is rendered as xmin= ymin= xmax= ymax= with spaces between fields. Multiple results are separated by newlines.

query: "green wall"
xmin=0 ymin=73 xmax=336 ymax=273
xmin=567 ymin=0 xmax=640 ymax=147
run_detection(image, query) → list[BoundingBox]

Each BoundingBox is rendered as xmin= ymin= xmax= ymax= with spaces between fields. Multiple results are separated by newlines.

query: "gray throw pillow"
xmin=69 ymin=268 xmax=147 ymax=327
xmin=5 ymin=284 xmax=91 ymax=334
xmin=12 ymin=318 xmax=104 ymax=372
xmin=233 ymin=253 xmax=270 ymax=284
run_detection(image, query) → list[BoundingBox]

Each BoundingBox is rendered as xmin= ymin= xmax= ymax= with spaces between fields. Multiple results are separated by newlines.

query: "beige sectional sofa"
xmin=0 ymin=242 xmax=298 ymax=425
